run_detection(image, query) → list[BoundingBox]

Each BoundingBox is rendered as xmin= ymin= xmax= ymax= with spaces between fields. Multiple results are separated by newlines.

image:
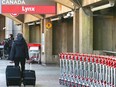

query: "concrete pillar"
xmin=41 ymin=19 xmax=53 ymax=64
xmin=45 ymin=22 xmax=53 ymax=64
xmin=73 ymin=10 xmax=79 ymax=52
xmin=62 ymin=22 xmax=67 ymax=52
xmin=41 ymin=19 xmax=46 ymax=64
xmin=22 ymin=23 xmax=29 ymax=43
xmin=79 ymin=8 xmax=93 ymax=53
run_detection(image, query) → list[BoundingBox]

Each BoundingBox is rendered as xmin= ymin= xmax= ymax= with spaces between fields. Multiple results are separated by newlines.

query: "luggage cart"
xmin=28 ymin=43 xmax=41 ymax=64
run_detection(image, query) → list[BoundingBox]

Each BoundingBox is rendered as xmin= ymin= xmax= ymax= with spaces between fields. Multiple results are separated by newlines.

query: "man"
xmin=10 ymin=33 xmax=29 ymax=78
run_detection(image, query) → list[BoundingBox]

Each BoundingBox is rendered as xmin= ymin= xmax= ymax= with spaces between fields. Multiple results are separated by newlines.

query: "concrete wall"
xmin=113 ymin=9 xmax=116 ymax=51
xmin=93 ymin=9 xmax=116 ymax=51
xmin=22 ymin=23 xmax=29 ymax=43
xmin=52 ymin=18 xmax=73 ymax=55
xmin=52 ymin=21 xmax=62 ymax=55
xmin=93 ymin=16 xmax=113 ymax=50
xmin=67 ymin=18 xmax=73 ymax=52
xmin=29 ymin=25 xmax=41 ymax=43
xmin=0 ymin=16 xmax=5 ymax=42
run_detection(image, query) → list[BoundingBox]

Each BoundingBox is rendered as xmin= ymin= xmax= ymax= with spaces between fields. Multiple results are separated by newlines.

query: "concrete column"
xmin=41 ymin=19 xmax=46 ymax=64
xmin=62 ymin=22 xmax=67 ymax=52
xmin=79 ymin=8 xmax=93 ymax=53
xmin=73 ymin=10 xmax=79 ymax=52
xmin=113 ymin=9 xmax=116 ymax=51
xmin=22 ymin=23 xmax=29 ymax=43
xmin=45 ymin=21 xmax=53 ymax=64
xmin=41 ymin=19 xmax=53 ymax=64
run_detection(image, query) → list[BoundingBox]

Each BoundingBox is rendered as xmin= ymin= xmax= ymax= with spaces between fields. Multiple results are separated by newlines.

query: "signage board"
xmin=46 ymin=22 xmax=52 ymax=29
xmin=1 ymin=0 xmax=56 ymax=14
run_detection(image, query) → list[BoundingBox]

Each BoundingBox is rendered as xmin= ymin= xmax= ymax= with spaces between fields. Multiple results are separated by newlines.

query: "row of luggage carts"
xmin=59 ymin=53 xmax=116 ymax=87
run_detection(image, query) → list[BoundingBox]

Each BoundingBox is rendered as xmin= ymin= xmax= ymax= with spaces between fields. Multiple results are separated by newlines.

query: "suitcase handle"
xmin=29 ymin=63 xmax=32 ymax=70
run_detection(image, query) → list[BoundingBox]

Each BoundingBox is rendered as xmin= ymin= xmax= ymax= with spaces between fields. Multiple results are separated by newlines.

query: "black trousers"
xmin=8 ymin=47 xmax=11 ymax=60
xmin=14 ymin=58 xmax=26 ymax=78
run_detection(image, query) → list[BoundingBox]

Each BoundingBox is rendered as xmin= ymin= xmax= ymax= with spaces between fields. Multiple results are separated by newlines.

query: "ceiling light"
xmin=91 ymin=1 xmax=115 ymax=12
xmin=51 ymin=17 xmax=60 ymax=21
xmin=28 ymin=22 xmax=35 ymax=26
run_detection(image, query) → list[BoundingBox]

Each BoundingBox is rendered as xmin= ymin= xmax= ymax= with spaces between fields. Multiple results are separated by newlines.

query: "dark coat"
xmin=10 ymin=36 xmax=29 ymax=61
xmin=8 ymin=37 xmax=14 ymax=47
xmin=7 ymin=37 xmax=14 ymax=56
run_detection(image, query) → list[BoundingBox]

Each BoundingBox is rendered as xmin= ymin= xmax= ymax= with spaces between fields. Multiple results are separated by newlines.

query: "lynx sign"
xmin=2 ymin=0 xmax=56 ymax=14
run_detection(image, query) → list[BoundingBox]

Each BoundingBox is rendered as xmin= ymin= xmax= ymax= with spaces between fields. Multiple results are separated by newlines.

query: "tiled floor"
xmin=0 ymin=60 xmax=66 ymax=87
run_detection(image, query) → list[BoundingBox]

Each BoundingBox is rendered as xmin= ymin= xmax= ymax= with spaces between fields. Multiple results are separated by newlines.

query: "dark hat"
xmin=9 ymin=34 xmax=13 ymax=38
xmin=16 ymin=33 xmax=23 ymax=40
xmin=17 ymin=33 xmax=22 ymax=37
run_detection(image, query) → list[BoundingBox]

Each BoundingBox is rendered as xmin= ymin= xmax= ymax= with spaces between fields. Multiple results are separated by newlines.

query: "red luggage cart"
xmin=28 ymin=43 xmax=41 ymax=64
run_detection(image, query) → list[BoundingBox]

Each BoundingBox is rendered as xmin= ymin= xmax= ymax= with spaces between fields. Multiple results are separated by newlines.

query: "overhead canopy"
xmin=2 ymin=14 xmax=23 ymax=24
xmin=53 ymin=0 xmax=74 ymax=9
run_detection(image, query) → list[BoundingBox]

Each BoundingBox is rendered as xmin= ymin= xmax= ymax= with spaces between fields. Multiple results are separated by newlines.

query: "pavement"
xmin=0 ymin=60 xmax=66 ymax=87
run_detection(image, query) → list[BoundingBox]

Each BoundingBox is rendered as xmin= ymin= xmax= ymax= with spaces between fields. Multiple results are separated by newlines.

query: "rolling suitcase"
xmin=23 ymin=64 xmax=36 ymax=86
xmin=6 ymin=65 xmax=21 ymax=87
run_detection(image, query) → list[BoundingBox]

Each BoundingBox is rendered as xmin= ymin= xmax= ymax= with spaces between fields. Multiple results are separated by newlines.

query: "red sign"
xmin=2 ymin=5 xmax=56 ymax=14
